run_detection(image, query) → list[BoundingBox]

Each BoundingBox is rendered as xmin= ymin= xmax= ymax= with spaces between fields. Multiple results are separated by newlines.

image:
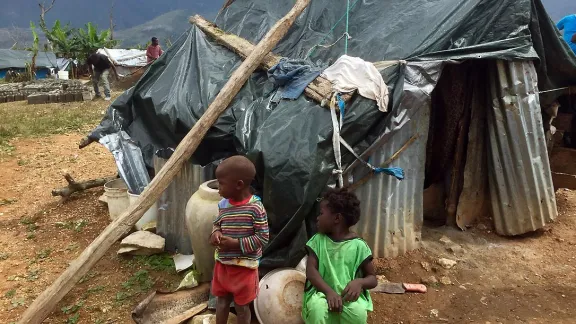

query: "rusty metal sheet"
xmin=154 ymin=156 xmax=215 ymax=254
xmin=347 ymin=62 xmax=439 ymax=258
xmin=486 ymin=60 xmax=557 ymax=236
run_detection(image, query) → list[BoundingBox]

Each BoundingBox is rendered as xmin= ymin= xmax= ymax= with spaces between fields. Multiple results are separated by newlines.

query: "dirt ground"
xmin=0 ymin=102 xmax=575 ymax=323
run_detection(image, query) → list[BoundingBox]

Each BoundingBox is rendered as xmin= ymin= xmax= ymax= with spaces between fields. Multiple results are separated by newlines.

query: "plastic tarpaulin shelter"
xmin=0 ymin=49 xmax=57 ymax=69
xmin=97 ymin=48 xmax=147 ymax=67
xmin=89 ymin=0 xmax=576 ymax=268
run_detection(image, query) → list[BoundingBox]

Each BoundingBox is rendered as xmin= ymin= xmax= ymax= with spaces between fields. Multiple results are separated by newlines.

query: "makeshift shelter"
xmin=97 ymin=48 xmax=149 ymax=89
xmin=88 ymin=0 xmax=576 ymax=269
xmin=0 ymin=49 xmax=57 ymax=79
xmin=97 ymin=48 xmax=148 ymax=76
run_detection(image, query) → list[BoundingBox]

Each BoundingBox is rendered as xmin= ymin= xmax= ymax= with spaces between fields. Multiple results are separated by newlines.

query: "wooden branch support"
xmin=51 ymin=173 xmax=117 ymax=202
xmin=190 ymin=15 xmax=352 ymax=106
xmin=18 ymin=1 xmax=311 ymax=322
xmin=347 ymin=134 xmax=419 ymax=192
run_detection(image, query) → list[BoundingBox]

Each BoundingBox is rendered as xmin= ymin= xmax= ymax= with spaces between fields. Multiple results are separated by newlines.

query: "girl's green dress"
xmin=302 ymin=233 xmax=373 ymax=324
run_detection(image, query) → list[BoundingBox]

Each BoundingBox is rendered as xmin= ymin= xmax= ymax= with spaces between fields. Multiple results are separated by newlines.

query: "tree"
xmin=29 ymin=22 xmax=40 ymax=81
xmin=38 ymin=0 xmax=56 ymax=32
xmin=109 ymin=0 xmax=116 ymax=40
xmin=44 ymin=20 xmax=78 ymax=58
xmin=74 ymin=23 xmax=119 ymax=60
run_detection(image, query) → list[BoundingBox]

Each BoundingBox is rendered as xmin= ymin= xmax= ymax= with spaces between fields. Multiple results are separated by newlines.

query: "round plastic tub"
xmin=254 ymin=268 xmax=306 ymax=324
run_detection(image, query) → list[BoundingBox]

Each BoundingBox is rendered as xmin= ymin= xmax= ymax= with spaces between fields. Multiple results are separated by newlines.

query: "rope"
xmin=345 ymin=0 xmax=351 ymax=55
xmin=306 ymin=0 xmax=360 ymax=58
xmin=330 ymin=93 xmax=404 ymax=189
xmin=538 ymin=86 xmax=573 ymax=94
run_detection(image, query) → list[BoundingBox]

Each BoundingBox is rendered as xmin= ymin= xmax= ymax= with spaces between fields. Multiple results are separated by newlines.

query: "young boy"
xmin=302 ymin=188 xmax=377 ymax=324
xmin=209 ymin=156 xmax=269 ymax=324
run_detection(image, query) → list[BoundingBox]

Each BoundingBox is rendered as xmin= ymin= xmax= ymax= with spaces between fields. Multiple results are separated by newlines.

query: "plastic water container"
xmin=128 ymin=191 xmax=158 ymax=230
xmin=254 ymin=268 xmax=306 ymax=324
xmin=103 ymin=179 xmax=129 ymax=221
xmin=58 ymin=71 xmax=69 ymax=80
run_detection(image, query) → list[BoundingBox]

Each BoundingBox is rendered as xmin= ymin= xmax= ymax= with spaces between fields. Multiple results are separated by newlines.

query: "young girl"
xmin=302 ymin=188 xmax=377 ymax=324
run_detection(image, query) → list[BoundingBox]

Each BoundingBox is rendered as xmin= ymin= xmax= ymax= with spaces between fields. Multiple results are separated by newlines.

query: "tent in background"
xmin=0 ymin=49 xmax=57 ymax=79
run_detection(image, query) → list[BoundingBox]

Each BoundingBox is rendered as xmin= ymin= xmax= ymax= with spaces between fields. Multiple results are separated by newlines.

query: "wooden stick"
xmin=18 ymin=1 xmax=311 ymax=322
xmin=347 ymin=135 xmax=419 ymax=192
xmin=162 ymin=302 xmax=208 ymax=324
xmin=191 ymin=15 xmax=347 ymax=105
xmin=51 ymin=173 xmax=117 ymax=202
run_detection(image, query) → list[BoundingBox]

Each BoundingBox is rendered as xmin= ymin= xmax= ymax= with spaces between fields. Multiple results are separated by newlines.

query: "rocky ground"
xmin=0 ymin=99 xmax=575 ymax=323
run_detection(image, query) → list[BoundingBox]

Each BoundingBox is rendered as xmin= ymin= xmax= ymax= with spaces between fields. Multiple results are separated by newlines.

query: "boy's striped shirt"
xmin=212 ymin=195 xmax=269 ymax=269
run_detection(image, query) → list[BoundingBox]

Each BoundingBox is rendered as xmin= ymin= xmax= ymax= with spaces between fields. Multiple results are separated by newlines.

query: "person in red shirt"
xmin=146 ymin=37 xmax=163 ymax=63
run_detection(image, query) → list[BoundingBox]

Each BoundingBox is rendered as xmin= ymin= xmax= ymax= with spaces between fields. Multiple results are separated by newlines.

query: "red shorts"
xmin=211 ymin=262 xmax=259 ymax=305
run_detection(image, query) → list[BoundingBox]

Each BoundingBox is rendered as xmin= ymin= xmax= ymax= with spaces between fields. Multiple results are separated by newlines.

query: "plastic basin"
xmin=254 ymin=268 xmax=305 ymax=324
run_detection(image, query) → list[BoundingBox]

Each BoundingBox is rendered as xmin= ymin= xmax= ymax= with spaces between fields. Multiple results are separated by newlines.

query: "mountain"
xmin=115 ymin=10 xmax=198 ymax=47
xmin=0 ymin=0 xmax=221 ymax=30
xmin=0 ymin=1 xmax=575 ymax=49
xmin=543 ymin=0 xmax=575 ymax=21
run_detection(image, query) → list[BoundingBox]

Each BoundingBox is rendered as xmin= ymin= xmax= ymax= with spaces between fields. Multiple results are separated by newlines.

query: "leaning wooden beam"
xmin=18 ymin=1 xmax=311 ymax=322
xmin=190 ymin=15 xmax=342 ymax=105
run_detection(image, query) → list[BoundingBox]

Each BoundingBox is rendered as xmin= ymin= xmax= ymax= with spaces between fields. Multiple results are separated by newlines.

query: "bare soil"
xmin=0 ymin=103 xmax=575 ymax=323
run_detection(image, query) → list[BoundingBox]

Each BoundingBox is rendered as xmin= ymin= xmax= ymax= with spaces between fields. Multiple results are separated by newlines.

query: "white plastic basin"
xmin=254 ymin=268 xmax=305 ymax=324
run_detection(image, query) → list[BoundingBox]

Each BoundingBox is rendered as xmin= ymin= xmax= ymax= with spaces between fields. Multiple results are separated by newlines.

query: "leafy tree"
xmin=74 ymin=23 xmax=118 ymax=60
xmin=43 ymin=20 xmax=78 ymax=59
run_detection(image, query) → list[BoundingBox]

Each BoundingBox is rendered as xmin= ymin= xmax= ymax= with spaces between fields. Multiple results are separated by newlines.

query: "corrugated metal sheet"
xmin=487 ymin=60 xmax=557 ymax=236
xmin=347 ymin=62 xmax=439 ymax=258
xmin=154 ymin=157 xmax=215 ymax=254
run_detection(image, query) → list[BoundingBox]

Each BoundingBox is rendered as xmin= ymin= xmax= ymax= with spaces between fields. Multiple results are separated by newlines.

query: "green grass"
xmin=0 ymin=100 xmax=105 ymax=157
xmin=115 ymin=270 xmax=154 ymax=304
xmin=4 ymin=289 xmax=16 ymax=298
xmin=131 ymin=254 xmax=176 ymax=273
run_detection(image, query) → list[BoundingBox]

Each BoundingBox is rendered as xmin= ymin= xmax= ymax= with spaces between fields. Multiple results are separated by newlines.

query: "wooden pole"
xmin=191 ymin=15 xmax=351 ymax=106
xmin=18 ymin=1 xmax=311 ymax=322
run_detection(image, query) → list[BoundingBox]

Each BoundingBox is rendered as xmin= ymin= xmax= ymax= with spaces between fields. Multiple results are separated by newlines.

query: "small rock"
xmin=376 ymin=275 xmax=388 ymax=284
xmin=459 ymin=285 xmax=467 ymax=290
xmin=477 ymin=224 xmax=488 ymax=231
xmin=556 ymin=237 xmax=565 ymax=243
xmin=119 ymin=231 xmax=165 ymax=256
xmin=439 ymin=236 xmax=452 ymax=245
xmin=439 ymin=276 xmax=452 ymax=285
xmin=421 ymin=276 xmax=438 ymax=285
xmin=447 ymin=245 xmax=465 ymax=255
xmin=437 ymin=258 xmax=457 ymax=269
xmin=141 ymin=221 xmax=157 ymax=233
xmin=430 ymin=309 xmax=439 ymax=318
xmin=421 ymin=262 xmax=431 ymax=272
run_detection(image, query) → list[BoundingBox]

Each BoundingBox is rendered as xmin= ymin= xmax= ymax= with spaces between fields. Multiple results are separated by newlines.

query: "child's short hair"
xmin=323 ymin=188 xmax=361 ymax=226
xmin=216 ymin=155 xmax=256 ymax=184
